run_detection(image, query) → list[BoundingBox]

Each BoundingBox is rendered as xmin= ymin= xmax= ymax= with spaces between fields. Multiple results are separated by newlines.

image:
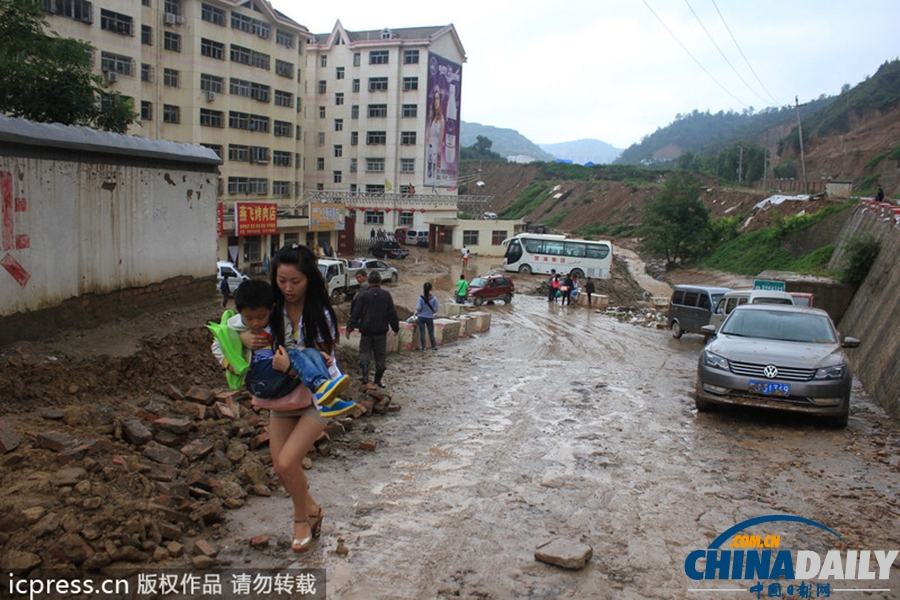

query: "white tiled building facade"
xmin=37 ymin=1 xmax=469 ymax=267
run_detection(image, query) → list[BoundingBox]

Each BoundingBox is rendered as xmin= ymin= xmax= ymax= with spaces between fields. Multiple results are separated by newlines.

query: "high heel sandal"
xmin=309 ymin=507 xmax=324 ymax=538
xmin=292 ymin=518 xmax=312 ymax=553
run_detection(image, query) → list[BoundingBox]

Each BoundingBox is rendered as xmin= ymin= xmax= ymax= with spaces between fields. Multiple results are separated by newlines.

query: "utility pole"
xmin=795 ymin=96 xmax=809 ymax=196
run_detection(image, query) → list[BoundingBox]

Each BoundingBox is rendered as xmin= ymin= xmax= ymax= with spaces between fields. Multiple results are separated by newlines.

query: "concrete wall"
xmin=831 ymin=203 xmax=900 ymax=418
xmin=0 ymin=115 xmax=220 ymax=343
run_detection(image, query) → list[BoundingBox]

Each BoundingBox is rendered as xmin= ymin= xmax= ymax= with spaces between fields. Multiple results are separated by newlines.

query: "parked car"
xmin=482 ymin=212 xmax=499 ymax=220
xmin=317 ymin=258 xmax=363 ymax=304
xmin=402 ymin=229 xmax=429 ymax=247
xmin=695 ymin=304 xmax=860 ymax=427
xmin=790 ymin=292 xmax=815 ymax=307
xmin=216 ymin=261 xmax=249 ymax=291
xmin=667 ymin=284 xmax=731 ymax=339
xmin=347 ymin=258 xmax=398 ymax=283
xmin=369 ymin=240 xmax=409 ymax=259
xmin=467 ymin=274 xmax=515 ymax=305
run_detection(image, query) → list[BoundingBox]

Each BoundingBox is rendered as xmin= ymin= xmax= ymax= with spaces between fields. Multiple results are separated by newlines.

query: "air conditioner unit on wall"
xmin=164 ymin=13 xmax=176 ymax=25
xmin=207 ymin=90 xmax=216 ymax=101
xmin=176 ymin=15 xmax=185 ymax=24
xmin=105 ymin=71 xmax=118 ymax=83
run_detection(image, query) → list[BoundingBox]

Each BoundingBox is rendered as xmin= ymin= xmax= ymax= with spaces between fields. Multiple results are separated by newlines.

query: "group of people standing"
xmin=547 ymin=269 xmax=596 ymax=307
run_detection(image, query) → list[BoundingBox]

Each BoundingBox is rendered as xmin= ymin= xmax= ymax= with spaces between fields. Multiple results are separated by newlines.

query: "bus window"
xmin=505 ymin=239 xmax=523 ymax=264
xmin=543 ymin=240 xmax=564 ymax=256
xmin=565 ymin=242 xmax=586 ymax=257
xmin=586 ymin=244 xmax=610 ymax=259
xmin=523 ymin=238 xmax=542 ymax=254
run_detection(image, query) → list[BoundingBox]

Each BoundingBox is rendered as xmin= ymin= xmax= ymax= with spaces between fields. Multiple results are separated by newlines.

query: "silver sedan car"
xmin=695 ymin=304 xmax=860 ymax=427
xmin=348 ymin=258 xmax=399 ymax=283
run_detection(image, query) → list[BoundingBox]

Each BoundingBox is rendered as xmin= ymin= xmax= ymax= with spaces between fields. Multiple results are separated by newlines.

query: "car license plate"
xmin=749 ymin=380 xmax=790 ymax=396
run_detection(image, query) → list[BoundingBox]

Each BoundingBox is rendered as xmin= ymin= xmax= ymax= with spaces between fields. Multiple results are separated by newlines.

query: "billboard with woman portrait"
xmin=424 ymin=52 xmax=462 ymax=188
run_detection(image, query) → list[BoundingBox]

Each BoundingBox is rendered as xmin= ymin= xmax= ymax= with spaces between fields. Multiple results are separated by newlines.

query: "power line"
xmin=710 ymin=0 xmax=781 ymax=106
xmin=684 ymin=0 xmax=770 ymax=105
xmin=641 ymin=0 xmax=748 ymax=108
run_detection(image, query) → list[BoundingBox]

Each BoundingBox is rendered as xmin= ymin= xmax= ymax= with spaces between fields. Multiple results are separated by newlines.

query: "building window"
xmin=352 ymin=52 xmax=360 ymax=67
xmin=276 ymin=29 xmax=295 ymax=48
xmin=402 ymin=77 xmax=419 ymax=91
xmin=318 ymin=106 xmax=326 ymax=119
xmin=164 ymin=0 xmax=181 ymax=17
xmin=273 ymin=181 xmax=291 ymax=196
xmin=352 ymin=79 xmax=360 ymax=93
xmin=274 ymin=90 xmax=293 ymax=108
xmin=141 ymin=63 xmax=153 ymax=82
xmin=202 ymin=144 xmax=223 ymax=159
xmin=336 ymin=66 xmax=345 ymax=80
xmin=366 ymin=131 xmax=386 ymax=145
xmin=231 ymin=12 xmax=270 ymax=39
xmin=230 ymin=79 xmax=269 ymax=101
xmin=273 ymin=120 xmax=292 ymax=137
xmin=317 ymin=157 xmax=325 ymax=171
xmin=228 ymin=145 xmax=249 ymax=161
xmin=229 ymin=111 xmax=270 ymax=133
xmin=162 ymin=32 xmax=180 ymax=53
xmin=400 ymin=158 xmax=415 ymax=173
xmin=201 ymin=3 xmax=226 ymax=26
xmin=101 ymin=52 xmax=133 ymax=76
xmin=350 ymin=158 xmax=357 ymax=173
xmin=491 ymin=231 xmax=508 ymax=246
xmin=163 ymin=68 xmax=179 ymax=87
xmin=335 ymin=92 xmax=344 ymax=106
xmin=230 ymin=44 xmax=270 ymax=70
xmin=334 ymin=119 xmax=343 ymax=132
xmin=141 ymin=25 xmax=152 ymax=45
xmin=140 ymin=101 xmax=152 ymax=121
xmin=368 ymin=77 xmax=388 ymax=92
xmin=317 ymin=80 xmax=326 ymax=94
xmin=100 ymin=9 xmax=132 ymax=35
xmin=249 ymin=147 xmax=268 ymax=163
xmin=367 ymin=104 xmax=387 ymax=118
xmin=404 ymin=49 xmax=419 ymax=64
xmin=199 ymin=108 xmax=224 ymax=127
xmin=334 ymin=145 xmax=342 ymax=158
xmin=350 ymin=131 xmax=358 ymax=146
xmin=163 ymin=104 xmax=180 ymax=124
xmin=201 ymin=38 xmax=225 ymax=60
xmin=463 ymin=230 xmax=480 ymax=246
xmin=369 ymin=50 xmax=389 ymax=65
xmin=350 ymin=184 xmax=357 ymax=193
xmin=401 ymin=131 xmax=416 ymax=145
xmin=333 ymin=171 xmax=342 ymax=183
xmin=275 ymin=59 xmax=293 ymax=78
xmin=399 ymin=211 xmax=414 ymax=226
xmin=351 ymin=105 xmax=359 ymax=119
xmin=44 ymin=0 xmax=93 ymax=23
xmin=317 ymin=132 xmax=325 ymax=145
xmin=200 ymin=73 xmax=224 ymax=93
xmin=402 ymin=104 xmax=418 ymax=118
xmin=273 ymin=151 xmax=292 ymax=167
xmin=364 ymin=210 xmax=384 ymax=224
xmin=365 ymin=185 xmax=385 ymax=195
xmin=366 ymin=158 xmax=385 ymax=173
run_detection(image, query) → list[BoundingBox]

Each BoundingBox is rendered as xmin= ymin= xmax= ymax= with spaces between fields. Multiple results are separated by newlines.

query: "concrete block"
xmin=577 ymin=293 xmax=610 ymax=309
xmin=467 ymin=311 xmax=492 ymax=332
xmin=340 ymin=329 xmax=361 ymax=352
xmin=451 ymin=315 xmax=477 ymax=338
xmin=398 ymin=321 xmax=420 ymax=352
xmin=442 ymin=302 xmax=469 ymax=317
xmin=433 ymin=318 xmax=461 ymax=345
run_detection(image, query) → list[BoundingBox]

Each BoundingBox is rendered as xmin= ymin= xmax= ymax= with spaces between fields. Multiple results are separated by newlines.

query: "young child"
xmin=212 ymin=279 xmax=354 ymax=416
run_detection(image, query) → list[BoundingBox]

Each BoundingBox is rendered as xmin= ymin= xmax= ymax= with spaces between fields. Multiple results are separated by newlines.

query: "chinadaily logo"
xmin=684 ymin=515 xmax=898 ymax=597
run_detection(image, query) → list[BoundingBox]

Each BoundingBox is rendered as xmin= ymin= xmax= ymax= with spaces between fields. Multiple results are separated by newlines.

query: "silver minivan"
xmin=668 ymin=285 xmax=731 ymax=339
xmin=403 ymin=229 xmax=429 ymax=246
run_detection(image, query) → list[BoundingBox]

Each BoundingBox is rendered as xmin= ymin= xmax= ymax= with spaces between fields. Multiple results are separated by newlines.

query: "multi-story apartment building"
xmin=37 ymin=2 xmax=471 ymax=268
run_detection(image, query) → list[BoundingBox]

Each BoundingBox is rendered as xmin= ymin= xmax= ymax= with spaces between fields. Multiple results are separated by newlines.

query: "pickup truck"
xmin=318 ymin=258 xmax=363 ymax=304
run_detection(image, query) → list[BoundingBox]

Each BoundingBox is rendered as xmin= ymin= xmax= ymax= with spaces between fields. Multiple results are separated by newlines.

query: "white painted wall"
xmin=0 ymin=116 xmax=220 ymax=317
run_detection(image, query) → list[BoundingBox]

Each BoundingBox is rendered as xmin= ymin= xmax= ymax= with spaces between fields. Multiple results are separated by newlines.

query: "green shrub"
xmin=544 ymin=209 xmax=570 ymax=228
xmin=865 ymin=152 xmax=887 ymax=171
xmin=500 ymin=182 xmax=551 ymax=219
xmin=840 ymin=235 xmax=880 ymax=286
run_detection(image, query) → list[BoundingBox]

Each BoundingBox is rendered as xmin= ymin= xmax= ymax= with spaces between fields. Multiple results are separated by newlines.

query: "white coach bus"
xmin=502 ymin=233 xmax=613 ymax=279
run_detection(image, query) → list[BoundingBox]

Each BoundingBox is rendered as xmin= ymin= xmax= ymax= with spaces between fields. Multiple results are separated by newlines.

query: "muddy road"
xmin=216 ymin=268 xmax=900 ymax=599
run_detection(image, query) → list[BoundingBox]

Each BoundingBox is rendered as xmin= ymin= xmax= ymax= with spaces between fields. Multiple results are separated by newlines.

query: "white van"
xmin=403 ymin=229 xmax=429 ymax=246
xmin=216 ymin=261 xmax=249 ymax=291
xmin=709 ymin=289 xmax=795 ymax=330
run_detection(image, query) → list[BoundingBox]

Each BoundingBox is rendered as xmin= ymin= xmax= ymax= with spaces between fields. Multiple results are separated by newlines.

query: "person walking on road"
xmin=455 ymin=274 xmax=469 ymax=304
xmin=346 ymin=271 xmax=399 ymax=388
xmin=461 ymin=246 xmax=470 ymax=270
xmin=584 ymin=277 xmax=596 ymax=308
xmin=220 ymin=277 xmax=231 ymax=307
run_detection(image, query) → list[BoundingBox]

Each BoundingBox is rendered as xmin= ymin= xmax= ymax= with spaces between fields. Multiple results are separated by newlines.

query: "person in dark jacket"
xmin=584 ymin=277 xmax=596 ymax=307
xmin=346 ymin=271 xmax=399 ymax=387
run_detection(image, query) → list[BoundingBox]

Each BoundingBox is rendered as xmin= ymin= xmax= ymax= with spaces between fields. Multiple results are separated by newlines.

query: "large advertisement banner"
xmin=235 ymin=202 xmax=278 ymax=236
xmin=424 ymin=52 xmax=462 ymax=188
xmin=309 ymin=203 xmax=346 ymax=232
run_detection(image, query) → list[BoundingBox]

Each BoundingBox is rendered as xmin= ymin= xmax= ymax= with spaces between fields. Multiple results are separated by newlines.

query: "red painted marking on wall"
xmin=1 ymin=172 xmax=12 ymax=252
xmin=1 ymin=253 xmax=30 ymax=287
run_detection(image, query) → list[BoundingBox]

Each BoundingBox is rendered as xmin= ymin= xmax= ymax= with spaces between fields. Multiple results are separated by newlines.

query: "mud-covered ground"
xmin=2 ymin=246 xmax=899 ymax=599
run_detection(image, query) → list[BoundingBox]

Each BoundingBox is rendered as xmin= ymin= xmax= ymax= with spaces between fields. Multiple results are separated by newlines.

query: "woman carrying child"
xmin=239 ymin=244 xmax=344 ymax=553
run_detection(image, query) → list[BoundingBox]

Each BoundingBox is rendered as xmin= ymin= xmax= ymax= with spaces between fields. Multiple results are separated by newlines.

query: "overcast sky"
xmin=279 ymin=0 xmax=900 ymax=149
